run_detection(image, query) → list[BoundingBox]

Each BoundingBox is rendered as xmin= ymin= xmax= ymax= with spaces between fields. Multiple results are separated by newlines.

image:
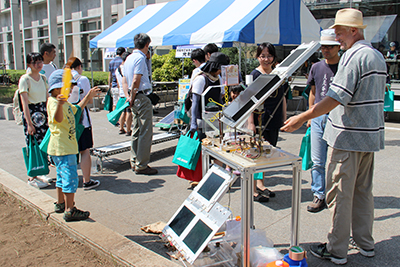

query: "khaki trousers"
xmin=130 ymin=93 xmax=153 ymax=170
xmin=326 ymin=147 xmax=375 ymax=258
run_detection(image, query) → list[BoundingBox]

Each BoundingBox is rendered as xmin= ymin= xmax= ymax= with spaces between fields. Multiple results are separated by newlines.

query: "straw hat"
xmin=329 ymin=8 xmax=367 ymax=29
xmin=320 ymin=29 xmax=340 ymax=46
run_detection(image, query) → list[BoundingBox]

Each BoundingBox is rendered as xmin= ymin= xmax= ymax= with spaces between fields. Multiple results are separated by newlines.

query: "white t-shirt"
xmin=27 ymin=62 xmax=57 ymax=80
xmin=18 ymin=74 xmax=48 ymax=104
xmin=192 ymin=74 xmax=225 ymax=95
xmin=115 ymin=65 xmax=126 ymax=98
xmin=71 ymin=70 xmax=91 ymax=128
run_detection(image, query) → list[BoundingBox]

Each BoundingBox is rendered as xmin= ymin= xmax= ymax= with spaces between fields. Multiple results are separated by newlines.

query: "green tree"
xmin=152 ymin=50 xmax=194 ymax=81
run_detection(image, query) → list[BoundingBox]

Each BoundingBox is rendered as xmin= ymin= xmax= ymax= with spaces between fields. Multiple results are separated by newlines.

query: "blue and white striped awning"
xmin=90 ymin=0 xmax=320 ymax=48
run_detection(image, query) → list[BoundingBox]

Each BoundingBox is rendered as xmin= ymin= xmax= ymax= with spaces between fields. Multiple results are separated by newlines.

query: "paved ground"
xmin=1 ymin=106 xmax=399 ymax=266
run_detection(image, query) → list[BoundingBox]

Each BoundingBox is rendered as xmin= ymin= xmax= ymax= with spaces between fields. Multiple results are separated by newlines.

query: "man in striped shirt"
xmin=281 ymin=8 xmax=386 ymax=265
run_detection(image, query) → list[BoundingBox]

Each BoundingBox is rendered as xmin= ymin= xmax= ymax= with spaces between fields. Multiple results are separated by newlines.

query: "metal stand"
xmin=202 ymin=145 xmax=302 ymax=267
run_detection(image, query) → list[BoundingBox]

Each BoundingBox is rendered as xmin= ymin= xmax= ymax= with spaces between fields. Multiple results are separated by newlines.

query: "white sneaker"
xmin=37 ymin=175 xmax=53 ymax=184
xmin=27 ymin=179 xmax=49 ymax=189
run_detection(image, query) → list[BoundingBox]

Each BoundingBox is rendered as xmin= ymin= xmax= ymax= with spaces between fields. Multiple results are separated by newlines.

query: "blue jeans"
xmin=310 ymin=114 xmax=329 ymax=199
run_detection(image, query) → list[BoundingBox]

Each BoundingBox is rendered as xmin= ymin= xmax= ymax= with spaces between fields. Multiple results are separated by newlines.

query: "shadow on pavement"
xmin=125 ymin=234 xmax=171 ymax=260
xmin=95 ymin=176 xmax=166 ymax=195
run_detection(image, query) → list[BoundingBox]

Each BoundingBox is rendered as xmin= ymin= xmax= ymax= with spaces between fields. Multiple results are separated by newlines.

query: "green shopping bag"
xmin=103 ymin=89 xmax=113 ymax=112
xmin=107 ymin=102 xmax=130 ymax=125
xmin=22 ymin=135 xmax=50 ymax=177
xmin=384 ymin=88 xmax=394 ymax=112
xmin=172 ymin=131 xmax=201 ymax=170
xmin=39 ymin=129 xmax=51 ymax=154
xmin=299 ymin=127 xmax=312 ymax=171
xmin=178 ymin=103 xmax=190 ymax=124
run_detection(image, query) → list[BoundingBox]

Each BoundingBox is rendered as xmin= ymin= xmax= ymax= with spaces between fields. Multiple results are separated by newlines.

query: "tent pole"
xmin=238 ymin=42 xmax=242 ymax=78
xmin=90 ymin=48 xmax=100 ymax=112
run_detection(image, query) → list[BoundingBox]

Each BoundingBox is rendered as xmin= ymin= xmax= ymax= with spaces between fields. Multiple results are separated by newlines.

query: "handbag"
xmin=147 ymin=92 xmax=160 ymax=106
xmin=176 ymin=151 xmax=203 ymax=182
xmin=39 ymin=129 xmax=51 ymax=154
xmin=107 ymin=102 xmax=130 ymax=125
xmin=384 ymin=88 xmax=394 ymax=112
xmin=299 ymin=127 xmax=312 ymax=171
xmin=172 ymin=131 xmax=201 ymax=170
xmin=22 ymin=135 xmax=50 ymax=177
xmin=178 ymin=102 xmax=190 ymax=124
xmin=103 ymin=89 xmax=113 ymax=112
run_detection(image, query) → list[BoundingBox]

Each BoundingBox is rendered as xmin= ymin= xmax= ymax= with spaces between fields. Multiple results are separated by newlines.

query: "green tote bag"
xmin=22 ymin=135 xmax=50 ymax=177
xmin=172 ymin=131 xmax=201 ymax=170
xmin=107 ymin=102 xmax=130 ymax=125
xmin=299 ymin=127 xmax=313 ymax=171
xmin=103 ymin=89 xmax=113 ymax=112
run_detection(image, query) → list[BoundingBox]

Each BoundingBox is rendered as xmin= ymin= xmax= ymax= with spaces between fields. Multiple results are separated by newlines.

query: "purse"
xmin=107 ymin=102 xmax=130 ymax=125
xmin=103 ymin=89 xmax=113 ymax=112
xmin=299 ymin=127 xmax=313 ymax=171
xmin=172 ymin=131 xmax=201 ymax=170
xmin=384 ymin=87 xmax=394 ymax=112
xmin=147 ymin=92 xmax=160 ymax=106
xmin=22 ymin=135 xmax=50 ymax=177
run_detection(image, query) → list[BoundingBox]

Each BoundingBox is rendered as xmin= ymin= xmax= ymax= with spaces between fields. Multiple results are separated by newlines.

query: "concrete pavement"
xmin=1 ymin=106 xmax=399 ymax=266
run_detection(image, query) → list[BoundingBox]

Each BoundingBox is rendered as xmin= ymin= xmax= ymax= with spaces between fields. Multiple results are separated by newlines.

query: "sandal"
xmin=254 ymin=193 xmax=269 ymax=202
xmin=119 ymin=129 xmax=126 ymax=134
xmin=126 ymin=131 xmax=132 ymax=136
xmin=257 ymin=187 xmax=275 ymax=197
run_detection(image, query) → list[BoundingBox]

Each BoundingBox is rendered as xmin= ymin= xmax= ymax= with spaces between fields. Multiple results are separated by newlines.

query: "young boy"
xmin=47 ymin=69 xmax=99 ymax=222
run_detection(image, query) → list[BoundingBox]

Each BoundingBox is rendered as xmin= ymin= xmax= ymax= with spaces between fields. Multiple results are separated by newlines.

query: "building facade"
xmin=0 ymin=0 xmax=398 ymax=71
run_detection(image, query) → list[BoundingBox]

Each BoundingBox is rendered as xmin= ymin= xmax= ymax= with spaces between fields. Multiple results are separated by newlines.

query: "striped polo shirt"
xmin=323 ymin=40 xmax=387 ymax=152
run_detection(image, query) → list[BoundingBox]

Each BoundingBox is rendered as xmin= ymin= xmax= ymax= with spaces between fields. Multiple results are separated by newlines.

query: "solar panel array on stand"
xmin=162 ymin=165 xmax=237 ymax=264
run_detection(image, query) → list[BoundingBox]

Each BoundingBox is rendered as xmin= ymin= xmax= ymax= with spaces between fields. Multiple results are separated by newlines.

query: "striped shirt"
xmin=323 ymin=40 xmax=387 ymax=152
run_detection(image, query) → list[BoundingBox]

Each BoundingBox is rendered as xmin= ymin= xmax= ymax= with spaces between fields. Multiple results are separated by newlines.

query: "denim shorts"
xmin=52 ymin=154 xmax=79 ymax=193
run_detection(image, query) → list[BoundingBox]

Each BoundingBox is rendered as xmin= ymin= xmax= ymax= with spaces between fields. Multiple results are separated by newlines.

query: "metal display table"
xmin=202 ymin=145 xmax=302 ymax=267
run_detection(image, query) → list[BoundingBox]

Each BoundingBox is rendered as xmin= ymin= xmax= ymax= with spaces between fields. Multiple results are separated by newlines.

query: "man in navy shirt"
xmin=306 ymin=29 xmax=340 ymax=213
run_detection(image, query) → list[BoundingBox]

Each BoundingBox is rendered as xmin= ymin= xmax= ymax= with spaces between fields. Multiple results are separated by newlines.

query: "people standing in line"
xmin=68 ymin=57 xmax=100 ymax=190
xmin=108 ymin=47 xmax=126 ymax=110
xmin=281 ymin=8 xmax=386 ymax=265
xmin=203 ymin=43 xmax=219 ymax=61
xmin=305 ymin=29 xmax=341 ymax=213
xmin=190 ymin=48 xmax=206 ymax=85
xmin=115 ymin=51 xmax=132 ymax=135
xmin=248 ymin=42 xmax=287 ymax=202
xmin=122 ymin=33 xmax=158 ymax=175
xmin=48 ymin=69 xmax=100 ymax=222
xmin=19 ymin=52 xmax=51 ymax=188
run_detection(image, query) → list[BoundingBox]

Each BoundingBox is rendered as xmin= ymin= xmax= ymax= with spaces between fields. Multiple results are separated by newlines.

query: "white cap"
xmin=320 ymin=29 xmax=340 ymax=46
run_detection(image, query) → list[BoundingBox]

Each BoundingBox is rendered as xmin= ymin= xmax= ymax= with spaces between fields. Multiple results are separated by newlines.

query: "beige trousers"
xmin=130 ymin=93 xmax=153 ymax=171
xmin=325 ymin=147 xmax=375 ymax=258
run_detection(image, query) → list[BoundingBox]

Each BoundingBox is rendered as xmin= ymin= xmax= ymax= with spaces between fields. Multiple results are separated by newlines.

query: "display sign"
xmin=221 ymin=65 xmax=239 ymax=86
xmin=178 ymin=78 xmax=191 ymax=102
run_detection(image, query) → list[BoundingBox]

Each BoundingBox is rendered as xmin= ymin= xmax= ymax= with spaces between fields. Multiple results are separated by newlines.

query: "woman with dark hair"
xmin=249 ymin=42 xmax=287 ymax=201
xmin=67 ymin=57 xmax=100 ymax=190
xmin=20 ymin=52 xmax=51 ymax=188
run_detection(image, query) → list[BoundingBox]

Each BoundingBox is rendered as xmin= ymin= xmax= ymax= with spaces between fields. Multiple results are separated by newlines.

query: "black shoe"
xmin=63 ymin=207 xmax=90 ymax=222
xmin=254 ymin=193 xmax=269 ymax=202
xmin=54 ymin=202 xmax=65 ymax=213
xmin=256 ymin=187 xmax=275 ymax=197
xmin=135 ymin=166 xmax=158 ymax=175
xmin=83 ymin=180 xmax=100 ymax=190
xmin=310 ymin=243 xmax=347 ymax=265
xmin=307 ymin=196 xmax=327 ymax=213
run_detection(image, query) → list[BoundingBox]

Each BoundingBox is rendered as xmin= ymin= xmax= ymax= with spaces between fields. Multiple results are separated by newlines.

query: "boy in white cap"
xmin=47 ymin=69 xmax=100 ymax=222
xmin=306 ymin=29 xmax=341 ymax=213
xmin=386 ymin=42 xmax=398 ymax=79
xmin=282 ymin=8 xmax=386 ymax=264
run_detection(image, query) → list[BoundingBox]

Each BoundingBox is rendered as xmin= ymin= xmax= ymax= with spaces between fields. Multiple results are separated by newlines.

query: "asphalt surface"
xmin=1 ymin=106 xmax=399 ymax=266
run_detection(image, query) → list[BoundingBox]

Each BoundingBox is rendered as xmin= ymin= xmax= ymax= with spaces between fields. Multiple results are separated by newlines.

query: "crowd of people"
xmin=17 ymin=7 xmax=387 ymax=265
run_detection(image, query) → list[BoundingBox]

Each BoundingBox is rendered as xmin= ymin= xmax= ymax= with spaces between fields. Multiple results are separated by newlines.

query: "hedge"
xmin=6 ymin=70 xmax=109 ymax=87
